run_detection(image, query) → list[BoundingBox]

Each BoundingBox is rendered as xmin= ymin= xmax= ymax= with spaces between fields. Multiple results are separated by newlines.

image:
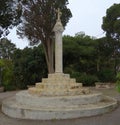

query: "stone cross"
xmin=56 ymin=8 xmax=62 ymax=21
xmin=53 ymin=8 xmax=64 ymax=73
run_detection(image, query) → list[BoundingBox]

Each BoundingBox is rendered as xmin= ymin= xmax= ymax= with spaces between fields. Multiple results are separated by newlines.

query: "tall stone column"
xmin=53 ymin=9 xmax=64 ymax=73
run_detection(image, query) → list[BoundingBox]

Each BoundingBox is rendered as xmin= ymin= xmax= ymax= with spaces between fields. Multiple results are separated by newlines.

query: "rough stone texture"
xmin=28 ymin=73 xmax=89 ymax=96
xmin=0 ymin=89 xmax=120 ymax=125
xmin=53 ymin=9 xmax=64 ymax=73
xmin=27 ymin=10 xmax=90 ymax=97
xmin=95 ymin=82 xmax=115 ymax=89
xmin=2 ymin=93 xmax=117 ymax=120
xmin=16 ymin=91 xmax=103 ymax=107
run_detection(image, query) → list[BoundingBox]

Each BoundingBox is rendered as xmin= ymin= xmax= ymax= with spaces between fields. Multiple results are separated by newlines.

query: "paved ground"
xmin=0 ymin=88 xmax=120 ymax=125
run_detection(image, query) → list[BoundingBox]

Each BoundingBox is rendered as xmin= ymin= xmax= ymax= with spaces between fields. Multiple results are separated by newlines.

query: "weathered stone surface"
xmin=2 ymin=93 xmax=117 ymax=120
xmin=53 ymin=10 xmax=64 ymax=73
xmin=16 ymin=91 xmax=103 ymax=106
xmin=1 ymin=9 xmax=118 ymax=120
xmin=28 ymin=73 xmax=88 ymax=96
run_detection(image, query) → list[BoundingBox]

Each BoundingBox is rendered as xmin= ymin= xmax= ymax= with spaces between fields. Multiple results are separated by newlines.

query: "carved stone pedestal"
xmin=28 ymin=73 xmax=89 ymax=96
xmin=2 ymin=73 xmax=118 ymax=120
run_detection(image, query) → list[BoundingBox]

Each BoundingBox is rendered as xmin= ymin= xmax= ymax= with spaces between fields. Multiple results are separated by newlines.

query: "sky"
xmin=7 ymin=0 xmax=120 ymax=49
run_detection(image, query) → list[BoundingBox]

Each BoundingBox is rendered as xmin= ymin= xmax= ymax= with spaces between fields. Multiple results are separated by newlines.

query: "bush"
xmin=3 ymin=83 xmax=16 ymax=91
xmin=71 ymin=72 xmax=99 ymax=86
xmin=0 ymin=59 xmax=16 ymax=91
xmin=79 ymin=74 xmax=99 ymax=86
xmin=97 ymin=69 xmax=116 ymax=83
xmin=70 ymin=72 xmax=81 ymax=79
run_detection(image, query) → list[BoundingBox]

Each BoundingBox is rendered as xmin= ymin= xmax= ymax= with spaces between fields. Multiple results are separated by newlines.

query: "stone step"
xmin=48 ymin=73 xmax=70 ymax=79
xmin=35 ymin=83 xmax=43 ymax=88
xmin=42 ymin=78 xmax=76 ymax=84
xmin=15 ymin=96 xmax=117 ymax=109
xmin=35 ymin=82 xmax=82 ymax=90
xmin=16 ymin=91 xmax=103 ymax=106
xmin=70 ymin=83 xmax=83 ymax=88
xmin=35 ymin=82 xmax=83 ymax=89
xmin=28 ymin=87 xmax=43 ymax=95
xmin=44 ymin=85 xmax=68 ymax=89
xmin=2 ymin=92 xmax=117 ymax=120
xmin=42 ymin=78 xmax=70 ymax=83
xmin=69 ymin=78 xmax=76 ymax=83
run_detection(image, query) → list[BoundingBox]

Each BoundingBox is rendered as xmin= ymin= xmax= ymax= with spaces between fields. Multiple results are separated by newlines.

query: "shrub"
xmin=79 ymin=74 xmax=99 ymax=86
xmin=3 ymin=83 xmax=16 ymax=91
xmin=71 ymin=72 xmax=99 ymax=86
xmin=97 ymin=69 xmax=116 ymax=83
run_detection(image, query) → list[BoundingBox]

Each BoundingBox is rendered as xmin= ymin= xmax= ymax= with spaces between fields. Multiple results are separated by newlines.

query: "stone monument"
xmin=28 ymin=8 xmax=89 ymax=96
xmin=2 ymin=9 xmax=117 ymax=120
xmin=54 ymin=8 xmax=63 ymax=73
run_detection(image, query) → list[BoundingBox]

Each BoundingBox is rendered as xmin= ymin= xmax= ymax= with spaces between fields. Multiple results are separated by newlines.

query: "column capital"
xmin=53 ymin=21 xmax=64 ymax=33
xmin=53 ymin=8 xmax=64 ymax=33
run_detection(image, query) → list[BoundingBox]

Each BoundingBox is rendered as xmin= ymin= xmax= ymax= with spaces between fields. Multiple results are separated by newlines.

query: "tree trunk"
xmin=43 ymin=38 xmax=54 ymax=74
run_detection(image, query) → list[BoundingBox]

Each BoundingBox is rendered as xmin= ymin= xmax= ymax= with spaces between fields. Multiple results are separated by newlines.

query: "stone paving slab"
xmin=0 ymin=88 xmax=120 ymax=125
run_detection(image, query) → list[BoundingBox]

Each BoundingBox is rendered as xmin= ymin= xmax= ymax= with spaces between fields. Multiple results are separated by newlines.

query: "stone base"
xmin=95 ymin=83 xmax=115 ymax=89
xmin=1 ymin=73 xmax=118 ymax=120
xmin=2 ymin=91 xmax=117 ymax=120
xmin=28 ymin=73 xmax=89 ymax=96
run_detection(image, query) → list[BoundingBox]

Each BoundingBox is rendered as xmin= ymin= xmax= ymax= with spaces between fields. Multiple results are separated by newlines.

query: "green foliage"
xmin=80 ymin=74 xmax=99 ymax=86
xmin=0 ymin=31 xmax=118 ymax=90
xmin=102 ymin=3 xmax=120 ymax=40
xmin=63 ymin=34 xmax=97 ymax=74
xmin=63 ymin=35 xmax=81 ymax=71
xmin=18 ymin=0 xmax=72 ymax=44
xmin=70 ymin=72 xmax=99 ymax=86
xmin=0 ymin=59 xmax=15 ymax=90
xmin=0 ymin=38 xmax=16 ymax=90
xmin=13 ymin=45 xmax=47 ymax=89
xmin=0 ymin=38 xmax=16 ymax=59
xmin=97 ymin=69 xmax=116 ymax=83
xmin=116 ymin=72 xmax=120 ymax=92
xmin=0 ymin=0 xmax=22 ymax=37
xmin=17 ymin=0 xmax=72 ymax=73
xmin=63 ymin=34 xmax=117 ymax=85
xmin=102 ymin=4 xmax=120 ymax=74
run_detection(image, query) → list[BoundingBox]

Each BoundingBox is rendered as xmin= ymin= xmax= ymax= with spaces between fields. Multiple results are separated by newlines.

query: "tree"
xmin=102 ymin=4 xmax=120 ymax=74
xmin=63 ymin=34 xmax=117 ymax=84
xmin=17 ymin=0 xmax=72 ymax=73
xmin=63 ymin=33 xmax=99 ymax=86
xmin=63 ymin=33 xmax=97 ymax=74
xmin=102 ymin=3 xmax=120 ymax=40
xmin=0 ymin=38 xmax=16 ymax=89
xmin=0 ymin=59 xmax=15 ymax=90
xmin=0 ymin=38 xmax=16 ymax=59
xmin=95 ymin=37 xmax=113 ymax=72
xmin=0 ymin=0 xmax=22 ymax=37
xmin=13 ymin=46 xmax=47 ymax=89
xmin=0 ymin=59 xmax=4 ymax=86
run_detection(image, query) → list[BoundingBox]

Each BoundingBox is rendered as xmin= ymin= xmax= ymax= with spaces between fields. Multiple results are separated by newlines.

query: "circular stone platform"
xmin=2 ymin=90 xmax=117 ymax=120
